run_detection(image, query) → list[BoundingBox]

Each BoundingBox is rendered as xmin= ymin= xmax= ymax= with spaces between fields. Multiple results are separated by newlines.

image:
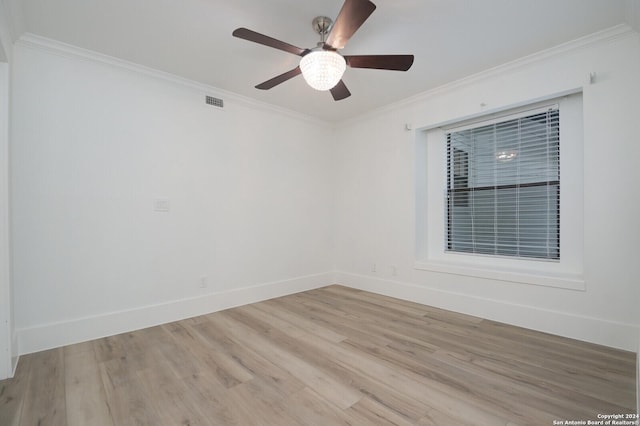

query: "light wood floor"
xmin=0 ymin=285 xmax=636 ymax=425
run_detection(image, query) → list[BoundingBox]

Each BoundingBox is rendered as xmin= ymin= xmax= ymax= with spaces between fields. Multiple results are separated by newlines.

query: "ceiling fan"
xmin=232 ymin=0 xmax=414 ymax=101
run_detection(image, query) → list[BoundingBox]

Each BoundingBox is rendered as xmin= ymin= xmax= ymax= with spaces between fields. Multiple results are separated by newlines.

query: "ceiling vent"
xmin=205 ymin=95 xmax=224 ymax=108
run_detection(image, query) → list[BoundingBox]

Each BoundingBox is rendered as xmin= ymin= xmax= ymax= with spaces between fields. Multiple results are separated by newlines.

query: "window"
xmin=446 ymin=107 xmax=560 ymax=260
xmin=415 ymin=93 xmax=584 ymax=290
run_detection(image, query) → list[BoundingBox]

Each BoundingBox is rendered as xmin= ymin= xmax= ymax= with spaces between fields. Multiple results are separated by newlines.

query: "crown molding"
xmin=14 ymin=22 xmax=636 ymax=130
xmin=15 ymin=33 xmax=331 ymax=128
xmin=337 ymin=24 xmax=637 ymax=128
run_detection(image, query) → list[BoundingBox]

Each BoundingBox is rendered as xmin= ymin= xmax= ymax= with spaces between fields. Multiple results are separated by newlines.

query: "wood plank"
xmin=64 ymin=345 xmax=114 ymax=426
xmin=0 ymin=353 xmax=32 ymax=426
xmin=92 ymin=334 xmax=127 ymax=364
xmin=221 ymin=378 xmax=300 ymax=426
xmin=162 ymin=321 xmax=253 ymax=388
xmin=98 ymin=354 xmax=163 ymax=425
xmin=258 ymin=299 xmax=347 ymax=343
xmin=189 ymin=318 xmax=306 ymax=397
xmin=18 ymin=348 xmax=67 ymax=426
xmin=177 ymin=368 xmax=238 ymax=425
xmin=231 ymin=303 xmax=432 ymax=421
xmin=283 ymin=386 xmax=357 ymax=426
xmin=344 ymin=396 xmax=415 ymax=426
xmin=211 ymin=310 xmax=363 ymax=409
xmin=135 ymin=360 xmax=209 ymax=425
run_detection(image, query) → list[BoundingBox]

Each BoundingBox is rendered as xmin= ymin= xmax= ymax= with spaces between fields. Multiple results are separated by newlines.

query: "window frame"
xmin=414 ymin=94 xmax=584 ymax=290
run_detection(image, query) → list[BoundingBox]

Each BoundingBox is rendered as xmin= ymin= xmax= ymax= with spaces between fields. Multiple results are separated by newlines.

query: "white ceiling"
xmin=11 ymin=0 xmax=637 ymax=122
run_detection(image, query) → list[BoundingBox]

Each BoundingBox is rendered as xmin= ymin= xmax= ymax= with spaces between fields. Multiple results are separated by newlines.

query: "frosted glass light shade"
xmin=299 ymin=50 xmax=346 ymax=91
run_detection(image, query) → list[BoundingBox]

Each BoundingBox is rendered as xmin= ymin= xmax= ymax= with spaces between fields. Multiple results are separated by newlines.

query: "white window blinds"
xmin=446 ymin=106 xmax=560 ymax=260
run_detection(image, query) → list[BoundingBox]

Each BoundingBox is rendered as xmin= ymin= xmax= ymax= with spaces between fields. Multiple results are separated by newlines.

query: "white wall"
xmin=0 ymin=0 xmax=16 ymax=380
xmin=10 ymin=38 xmax=335 ymax=354
xmin=0 ymin=68 xmax=11 ymax=382
xmin=333 ymin=27 xmax=640 ymax=351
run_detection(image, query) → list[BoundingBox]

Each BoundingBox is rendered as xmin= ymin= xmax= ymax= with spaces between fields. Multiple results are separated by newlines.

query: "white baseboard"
xmin=17 ymin=272 xmax=332 ymax=355
xmin=16 ymin=270 xmax=639 ymax=356
xmin=334 ymin=271 xmax=639 ymax=352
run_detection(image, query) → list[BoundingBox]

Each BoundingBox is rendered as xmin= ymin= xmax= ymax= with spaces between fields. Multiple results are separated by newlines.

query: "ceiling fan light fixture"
xmin=496 ymin=150 xmax=518 ymax=162
xmin=232 ymin=0 xmax=413 ymax=100
xmin=299 ymin=50 xmax=346 ymax=91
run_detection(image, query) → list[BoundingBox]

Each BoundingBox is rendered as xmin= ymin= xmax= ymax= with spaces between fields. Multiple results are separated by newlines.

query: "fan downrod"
xmin=312 ymin=16 xmax=333 ymax=43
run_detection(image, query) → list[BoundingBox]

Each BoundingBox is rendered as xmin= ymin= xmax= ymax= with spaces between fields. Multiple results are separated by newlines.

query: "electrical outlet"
xmin=199 ymin=276 xmax=208 ymax=288
xmin=371 ymin=263 xmax=377 ymax=273
xmin=391 ymin=265 xmax=398 ymax=276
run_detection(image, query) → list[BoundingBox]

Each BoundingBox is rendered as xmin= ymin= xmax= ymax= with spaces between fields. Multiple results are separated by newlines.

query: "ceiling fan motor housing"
xmin=312 ymin=16 xmax=333 ymax=39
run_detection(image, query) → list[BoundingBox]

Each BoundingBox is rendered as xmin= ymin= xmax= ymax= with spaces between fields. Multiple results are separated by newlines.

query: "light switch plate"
xmin=153 ymin=198 xmax=170 ymax=212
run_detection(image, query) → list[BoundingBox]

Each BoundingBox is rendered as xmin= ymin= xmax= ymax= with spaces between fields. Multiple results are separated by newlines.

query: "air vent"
xmin=205 ymin=95 xmax=224 ymax=108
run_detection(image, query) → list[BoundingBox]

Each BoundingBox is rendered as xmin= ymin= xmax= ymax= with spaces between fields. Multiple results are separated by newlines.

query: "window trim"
xmin=414 ymin=93 xmax=585 ymax=291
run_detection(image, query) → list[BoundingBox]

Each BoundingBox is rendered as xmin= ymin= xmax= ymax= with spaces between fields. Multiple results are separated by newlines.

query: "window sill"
xmin=414 ymin=260 xmax=585 ymax=291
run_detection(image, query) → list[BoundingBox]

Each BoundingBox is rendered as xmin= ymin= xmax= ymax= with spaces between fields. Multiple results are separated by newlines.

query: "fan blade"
xmin=255 ymin=66 xmax=302 ymax=90
xmin=344 ymin=55 xmax=414 ymax=71
xmin=325 ymin=0 xmax=376 ymax=50
xmin=330 ymin=80 xmax=351 ymax=101
xmin=233 ymin=28 xmax=310 ymax=56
